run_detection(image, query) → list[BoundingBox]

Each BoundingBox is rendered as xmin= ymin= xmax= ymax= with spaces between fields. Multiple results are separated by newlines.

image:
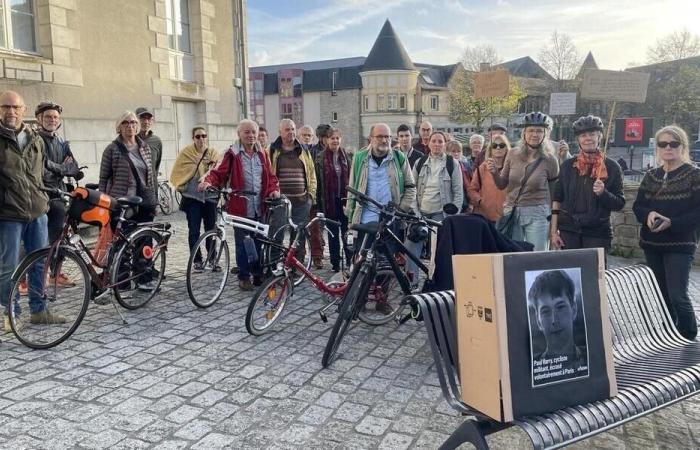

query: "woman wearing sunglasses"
xmin=633 ymin=125 xmax=700 ymax=340
xmin=469 ymin=135 xmax=511 ymax=223
xmin=170 ymin=127 xmax=220 ymax=271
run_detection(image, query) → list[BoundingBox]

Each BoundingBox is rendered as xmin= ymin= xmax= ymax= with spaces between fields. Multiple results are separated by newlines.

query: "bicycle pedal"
xmin=93 ymin=290 xmax=111 ymax=305
xmin=319 ymin=312 xmax=328 ymax=323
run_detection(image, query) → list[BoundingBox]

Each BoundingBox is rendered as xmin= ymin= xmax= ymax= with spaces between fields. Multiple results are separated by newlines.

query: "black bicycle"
xmin=321 ymin=186 xmax=441 ymax=367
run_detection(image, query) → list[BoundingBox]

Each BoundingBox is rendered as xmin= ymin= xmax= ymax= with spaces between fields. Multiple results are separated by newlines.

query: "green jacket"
xmin=346 ymin=147 xmax=416 ymax=225
xmin=0 ymin=123 xmax=49 ymax=221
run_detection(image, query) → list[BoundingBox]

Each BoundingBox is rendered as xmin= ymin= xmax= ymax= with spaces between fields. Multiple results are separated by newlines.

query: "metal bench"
xmin=409 ymin=264 xmax=700 ymax=449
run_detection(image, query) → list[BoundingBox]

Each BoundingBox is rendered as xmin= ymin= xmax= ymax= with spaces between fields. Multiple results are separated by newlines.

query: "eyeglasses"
xmin=121 ymin=120 xmax=138 ymax=126
xmin=491 ymin=143 xmax=507 ymax=149
xmin=194 ymin=134 xmax=207 ymax=139
xmin=657 ymin=141 xmax=681 ymax=149
xmin=1 ymin=104 xmax=24 ymax=111
xmin=372 ymin=135 xmax=391 ymax=140
xmin=420 ymin=128 xmax=431 ymax=132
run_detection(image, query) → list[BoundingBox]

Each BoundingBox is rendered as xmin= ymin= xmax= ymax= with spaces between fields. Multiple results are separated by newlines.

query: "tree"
xmin=647 ymin=29 xmax=700 ymax=64
xmin=461 ymin=44 xmax=502 ymax=72
xmin=538 ymin=31 xmax=580 ymax=86
xmin=659 ymin=65 xmax=700 ymax=132
xmin=448 ymin=68 xmax=524 ymax=132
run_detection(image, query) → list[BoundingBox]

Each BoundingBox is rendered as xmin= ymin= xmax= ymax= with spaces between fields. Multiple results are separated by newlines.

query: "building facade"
xmin=0 ymin=0 xmax=248 ymax=179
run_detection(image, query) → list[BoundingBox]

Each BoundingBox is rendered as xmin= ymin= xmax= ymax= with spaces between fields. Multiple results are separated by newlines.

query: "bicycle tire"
xmin=8 ymin=247 xmax=91 ymax=349
xmin=263 ymin=224 xmax=312 ymax=287
xmin=357 ymin=267 xmax=404 ymax=326
xmin=174 ymin=190 xmax=182 ymax=206
xmin=245 ymin=274 xmax=292 ymax=336
xmin=158 ymin=183 xmax=173 ymax=215
xmin=112 ymin=228 xmax=166 ymax=310
xmin=186 ymin=230 xmax=230 ymax=308
xmin=321 ymin=263 xmax=374 ymax=367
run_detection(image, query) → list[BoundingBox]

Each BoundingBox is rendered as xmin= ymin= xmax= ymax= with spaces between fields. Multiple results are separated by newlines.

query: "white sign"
xmin=549 ymin=93 xmax=577 ymax=116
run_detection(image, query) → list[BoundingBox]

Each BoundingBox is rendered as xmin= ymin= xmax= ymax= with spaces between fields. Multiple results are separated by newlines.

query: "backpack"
xmin=414 ymin=154 xmax=454 ymax=178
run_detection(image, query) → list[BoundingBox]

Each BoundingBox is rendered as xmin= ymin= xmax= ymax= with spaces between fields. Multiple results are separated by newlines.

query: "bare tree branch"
xmin=646 ymin=29 xmax=700 ymax=63
xmin=538 ymin=30 xmax=580 ymax=81
xmin=461 ymin=44 xmax=502 ymax=72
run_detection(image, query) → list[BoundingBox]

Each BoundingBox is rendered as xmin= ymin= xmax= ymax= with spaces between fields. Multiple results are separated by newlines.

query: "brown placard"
xmin=474 ymin=69 xmax=510 ymax=99
xmin=580 ymin=69 xmax=650 ymax=103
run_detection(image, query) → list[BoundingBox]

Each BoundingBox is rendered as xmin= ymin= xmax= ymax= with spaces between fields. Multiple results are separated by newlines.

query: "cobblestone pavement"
xmin=0 ymin=211 xmax=697 ymax=449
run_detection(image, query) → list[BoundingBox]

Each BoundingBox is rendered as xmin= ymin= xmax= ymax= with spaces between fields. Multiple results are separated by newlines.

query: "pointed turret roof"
xmin=577 ymin=51 xmax=598 ymax=78
xmin=362 ymin=19 xmax=416 ymax=72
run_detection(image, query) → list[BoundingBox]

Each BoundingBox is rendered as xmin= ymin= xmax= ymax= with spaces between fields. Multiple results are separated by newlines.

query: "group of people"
xmin=0 ymin=85 xmax=697 ymax=341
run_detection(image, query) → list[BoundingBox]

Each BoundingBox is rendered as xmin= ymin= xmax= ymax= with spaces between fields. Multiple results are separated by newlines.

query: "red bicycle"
xmin=244 ymin=214 xmax=402 ymax=336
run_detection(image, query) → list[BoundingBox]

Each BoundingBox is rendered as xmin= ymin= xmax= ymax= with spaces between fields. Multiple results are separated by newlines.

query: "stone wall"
xmin=611 ymin=181 xmax=700 ymax=263
xmin=320 ymin=90 xmax=362 ymax=152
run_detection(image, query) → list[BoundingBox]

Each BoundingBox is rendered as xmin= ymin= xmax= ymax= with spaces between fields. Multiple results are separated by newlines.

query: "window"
xmin=281 ymin=103 xmax=292 ymax=119
xmin=364 ymin=96 xmax=369 ymax=111
xmin=377 ymin=94 xmax=385 ymax=111
xmin=279 ymin=77 xmax=292 ymax=97
xmin=292 ymin=75 xmax=303 ymax=98
xmin=0 ymin=0 xmax=37 ymax=53
xmin=388 ymin=94 xmax=398 ymax=110
xmin=166 ymin=0 xmax=193 ymax=81
xmin=399 ymin=95 xmax=406 ymax=110
xmin=430 ymin=95 xmax=439 ymax=111
xmin=332 ymin=112 xmax=338 ymax=122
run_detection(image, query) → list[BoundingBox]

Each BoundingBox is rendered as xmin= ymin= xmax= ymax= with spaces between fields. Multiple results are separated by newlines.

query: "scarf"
xmin=170 ymin=144 xmax=219 ymax=191
xmin=323 ymin=148 xmax=349 ymax=217
xmin=573 ymin=149 xmax=608 ymax=180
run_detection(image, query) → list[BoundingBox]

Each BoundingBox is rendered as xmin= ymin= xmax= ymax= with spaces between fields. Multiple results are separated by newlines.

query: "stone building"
xmin=0 ymin=0 xmax=248 ymax=180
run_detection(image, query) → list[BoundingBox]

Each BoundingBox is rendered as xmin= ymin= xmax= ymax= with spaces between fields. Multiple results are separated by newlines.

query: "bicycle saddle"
xmin=116 ymin=196 xmax=143 ymax=207
xmin=349 ymin=221 xmax=379 ymax=235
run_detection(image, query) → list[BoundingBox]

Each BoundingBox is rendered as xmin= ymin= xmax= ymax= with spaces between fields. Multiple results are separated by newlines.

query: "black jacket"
xmin=428 ymin=214 xmax=532 ymax=292
xmin=553 ymin=157 xmax=625 ymax=238
xmin=40 ymin=130 xmax=79 ymax=191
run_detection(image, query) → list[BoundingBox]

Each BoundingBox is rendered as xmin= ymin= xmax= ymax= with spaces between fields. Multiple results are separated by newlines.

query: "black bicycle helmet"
xmin=407 ymin=222 xmax=429 ymax=243
xmin=572 ymin=115 xmax=604 ymax=135
xmin=35 ymin=101 xmax=63 ymax=116
xmin=519 ymin=111 xmax=551 ymax=129
xmin=488 ymin=123 xmax=507 ymax=133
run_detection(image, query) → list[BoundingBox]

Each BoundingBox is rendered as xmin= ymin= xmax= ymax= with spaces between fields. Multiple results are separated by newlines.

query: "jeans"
xmin=644 ymin=250 xmax=698 ymax=340
xmin=507 ymin=204 xmax=550 ymax=251
xmin=0 ymin=215 xmax=49 ymax=314
xmin=404 ymin=212 xmax=444 ymax=283
xmin=235 ymin=216 xmax=262 ymax=280
xmin=326 ymin=198 xmax=350 ymax=269
xmin=559 ymin=230 xmax=610 ymax=267
xmin=182 ymin=198 xmax=217 ymax=263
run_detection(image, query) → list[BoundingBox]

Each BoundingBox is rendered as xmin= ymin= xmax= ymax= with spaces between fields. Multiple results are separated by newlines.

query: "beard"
xmin=372 ymin=143 xmax=390 ymax=156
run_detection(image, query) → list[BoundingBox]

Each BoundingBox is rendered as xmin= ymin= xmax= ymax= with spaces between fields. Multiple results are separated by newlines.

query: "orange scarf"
xmin=573 ymin=150 xmax=608 ymax=180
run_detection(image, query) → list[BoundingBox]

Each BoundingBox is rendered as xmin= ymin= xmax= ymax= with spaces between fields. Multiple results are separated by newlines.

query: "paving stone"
xmin=379 ymin=432 xmax=413 ymax=449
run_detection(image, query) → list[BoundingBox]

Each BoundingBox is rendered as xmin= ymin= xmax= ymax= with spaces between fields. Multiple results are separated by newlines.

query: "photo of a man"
xmin=526 ymin=268 xmax=589 ymax=387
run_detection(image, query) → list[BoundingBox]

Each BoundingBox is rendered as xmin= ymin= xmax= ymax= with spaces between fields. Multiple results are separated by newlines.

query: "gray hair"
xmin=237 ymin=119 xmax=259 ymax=134
xmin=115 ymin=111 xmax=139 ymax=135
xmin=279 ymin=118 xmax=295 ymax=131
xmin=470 ymin=134 xmax=484 ymax=145
xmin=299 ymin=125 xmax=314 ymax=134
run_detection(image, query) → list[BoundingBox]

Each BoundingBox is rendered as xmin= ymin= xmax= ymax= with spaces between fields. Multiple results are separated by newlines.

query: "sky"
xmin=248 ymin=0 xmax=700 ymax=71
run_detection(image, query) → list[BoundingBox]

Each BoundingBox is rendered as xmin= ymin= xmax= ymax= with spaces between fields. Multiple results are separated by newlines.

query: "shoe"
xmin=211 ymin=264 xmax=222 ymax=273
xmin=193 ymin=262 xmax=204 ymax=273
xmin=50 ymin=273 xmax=76 ymax=287
xmin=331 ymin=264 xmax=340 ymax=273
xmin=238 ymin=279 xmax=253 ymax=291
xmin=18 ymin=279 xmax=28 ymax=296
xmin=231 ymin=266 xmax=240 ymax=275
xmin=4 ymin=315 xmax=11 ymax=333
xmin=253 ymin=275 xmax=263 ymax=287
xmin=29 ymin=310 xmax=67 ymax=325
xmin=375 ymin=302 xmax=394 ymax=316
xmin=137 ymin=280 xmax=157 ymax=291
xmin=313 ymin=258 xmax=323 ymax=269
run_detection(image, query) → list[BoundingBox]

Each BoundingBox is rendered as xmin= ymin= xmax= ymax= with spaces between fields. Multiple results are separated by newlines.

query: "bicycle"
xmin=321 ymin=185 xmax=441 ymax=367
xmin=185 ymin=188 xmax=311 ymax=308
xmin=8 ymin=186 xmax=172 ymax=349
xmin=244 ymin=212 xmax=402 ymax=336
xmin=157 ymin=174 xmax=174 ymax=215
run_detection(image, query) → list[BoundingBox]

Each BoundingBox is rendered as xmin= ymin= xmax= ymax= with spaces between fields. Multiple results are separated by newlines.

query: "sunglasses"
xmin=491 ymin=143 xmax=507 ymax=149
xmin=657 ymin=141 xmax=681 ymax=149
xmin=194 ymin=134 xmax=207 ymax=139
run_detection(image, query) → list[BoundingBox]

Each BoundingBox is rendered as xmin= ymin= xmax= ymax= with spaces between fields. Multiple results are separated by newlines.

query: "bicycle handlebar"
xmin=346 ymin=185 xmax=441 ymax=228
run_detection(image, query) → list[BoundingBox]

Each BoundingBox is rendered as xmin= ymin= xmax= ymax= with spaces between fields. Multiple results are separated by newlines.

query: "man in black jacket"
xmin=136 ymin=107 xmax=163 ymax=199
xmin=550 ymin=115 xmax=625 ymax=258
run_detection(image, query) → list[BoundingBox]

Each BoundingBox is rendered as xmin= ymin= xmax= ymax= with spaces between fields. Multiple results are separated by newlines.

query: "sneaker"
xmin=313 ymin=258 xmax=324 ymax=269
xmin=253 ymin=275 xmax=263 ymax=287
xmin=29 ymin=310 xmax=67 ymax=325
xmin=211 ymin=264 xmax=222 ymax=273
xmin=375 ymin=302 xmax=394 ymax=316
xmin=193 ymin=261 xmax=204 ymax=273
xmin=231 ymin=266 xmax=240 ymax=275
xmin=50 ymin=273 xmax=76 ymax=287
xmin=137 ymin=280 xmax=157 ymax=291
xmin=331 ymin=265 xmax=340 ymax=273
xmin=18 ymin=279 xmax=28 ymax=296
xmin=238 ymin=279 xmax=253 ymax=291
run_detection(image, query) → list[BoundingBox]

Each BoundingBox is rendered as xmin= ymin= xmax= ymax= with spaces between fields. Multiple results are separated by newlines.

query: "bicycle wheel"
xmin=263 ymin=224 xmax=312 ymax=286
xmin=245 ymin=274 xmax=292 ymax=336
xmin=358 ymin=267 xmax=404 ymax=325
xmin=158 ymin=183 xmax=173 ymax=215
xmin=112 ymin=229 xmax=166 ymax=310
xmin=322 ymin=263 xmax=373 ymax=367
xmin=174 ymin=190 xmax=182 ymax=207
xmin=186 ymin=230 xmax=230 ymax=308
xmin=8 ymin=247 xmax=90 ymax=349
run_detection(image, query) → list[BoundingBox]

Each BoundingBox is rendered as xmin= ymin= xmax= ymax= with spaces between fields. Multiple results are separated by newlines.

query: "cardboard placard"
xmin=549 ymin=92 xmax=577 ymax=116
xmin=474 ymin=69 xmax=510 ymax=99
xmin=580 ymin=69 xmax=650 ymax=103
xmin=453 ymin=248 xmax=617 ymax=422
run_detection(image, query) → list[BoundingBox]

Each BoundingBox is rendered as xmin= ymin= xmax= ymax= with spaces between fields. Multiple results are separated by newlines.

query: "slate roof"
xmin=416 ymin=63 xmax=459 ymax=88
xmin=496 ymin=56 xmax=554 ymax=81
xmin=362 ymin=19 xmax=416 ymax=71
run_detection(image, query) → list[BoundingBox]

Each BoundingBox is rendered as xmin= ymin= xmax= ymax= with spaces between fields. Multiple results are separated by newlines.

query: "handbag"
xmin=497 ymin=157 xmax=544 ymax=236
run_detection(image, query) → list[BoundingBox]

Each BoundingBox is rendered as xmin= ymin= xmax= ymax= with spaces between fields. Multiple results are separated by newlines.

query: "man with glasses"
xmin=413 ymin=120 xmax=432 ymax=154
xmin=550 ymin=115 xmax=624 ymax=258
xmin=135 ymin=107 xmax=163 ymax=199
xmin=0 ymin=90 xmax=66 ymax=331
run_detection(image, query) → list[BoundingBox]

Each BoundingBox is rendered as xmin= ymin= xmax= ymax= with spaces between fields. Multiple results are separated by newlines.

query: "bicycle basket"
xmin=67 ymin=187 xmax=118 ymax=228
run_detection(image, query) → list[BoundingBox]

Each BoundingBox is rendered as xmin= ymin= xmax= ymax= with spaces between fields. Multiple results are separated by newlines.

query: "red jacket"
xmin=204 ymin=144 xmax=279 ymax=217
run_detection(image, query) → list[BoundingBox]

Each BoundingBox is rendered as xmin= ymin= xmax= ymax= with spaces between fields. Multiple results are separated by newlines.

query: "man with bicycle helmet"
xmin=35 ymin=101 xmax=80 ymax=287
xmin=550 ymin=115 xmax=624 ymax=258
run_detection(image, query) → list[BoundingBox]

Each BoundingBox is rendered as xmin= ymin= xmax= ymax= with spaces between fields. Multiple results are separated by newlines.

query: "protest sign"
xmin=474 ymin=69 xmax=510 ymax=99
xmin=580 ymin=69 xmax=650 ymax=103
xmin=549 ymin=92 xmax=577 ymax=116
